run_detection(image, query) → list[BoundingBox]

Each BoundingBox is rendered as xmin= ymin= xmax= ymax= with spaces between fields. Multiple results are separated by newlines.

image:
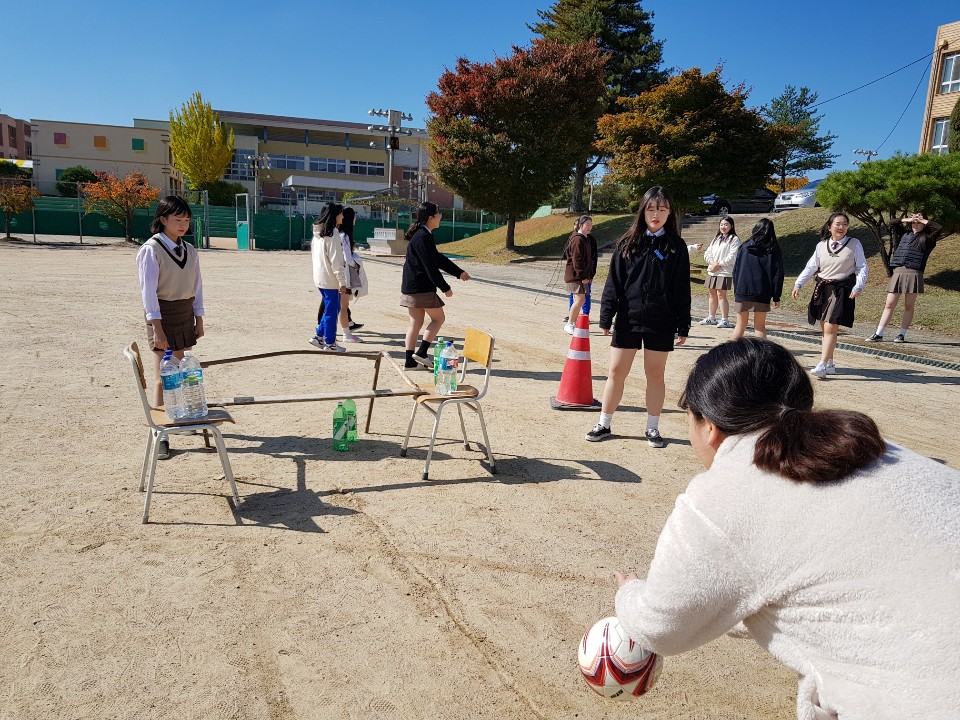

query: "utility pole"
xmin=245 ymin=152 xmax=270 ymax=213
xmin=368 ymin=108 xmax=413 ymax=191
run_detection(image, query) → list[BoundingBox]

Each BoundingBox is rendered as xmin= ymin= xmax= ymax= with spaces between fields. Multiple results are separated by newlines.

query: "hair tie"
xmin=779 ymin=407 xmax=797 ymax=421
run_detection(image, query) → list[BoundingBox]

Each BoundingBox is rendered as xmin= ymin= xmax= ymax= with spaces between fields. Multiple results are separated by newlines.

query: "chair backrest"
xmin=124 ymin=341 xmax=162 ymax=429
xmin=460 ymin=328 xmax=494 ymax=397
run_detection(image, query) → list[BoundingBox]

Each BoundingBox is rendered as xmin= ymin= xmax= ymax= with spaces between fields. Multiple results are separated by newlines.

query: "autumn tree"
xmin=597 ymin=67 xmax=775 ymax=216
xmin=530 ymin=0 xmax=666 ymax=211
xmin=169 ymin=91 xmax=234 ymax=189
xmin=0 ymin=178 xmax=40 ymax=239
xmin=816 ymin=152 xmax=960 ymax=275
xmin=82 ymin=171 xmax=161 ymax=243
xmin=0 ymin=160 xmax=31 ymax=180
xmin=763 ymin=86 xmax=837 ymax=192
xmin=949 ymin=98 xmax=960 ymax=154
xmin=427 ymin=39 xmax=607 ymax=249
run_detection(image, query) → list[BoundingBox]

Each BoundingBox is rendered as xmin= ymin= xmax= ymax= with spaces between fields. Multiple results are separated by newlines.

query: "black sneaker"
xmin=866 ymin=333 xmax=883 ymax=342
xmin=645 ymin=429 xmax=665 ymax=448
xmin=349 ymin=321 xmax=364 ymax=330
xmin=894 ymin=334 xmax=906 ymax=343
xmin=585 ymin=423 xmax=612 ymax=442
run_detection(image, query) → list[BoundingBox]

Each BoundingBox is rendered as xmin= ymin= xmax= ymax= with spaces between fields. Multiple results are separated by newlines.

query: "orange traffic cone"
xmin=550 ymin=312 xmax=600 ymax=410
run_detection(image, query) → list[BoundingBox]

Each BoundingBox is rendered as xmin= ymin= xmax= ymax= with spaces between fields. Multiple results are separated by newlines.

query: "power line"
xmin=875 ymin=63 xmax=930 ymax=152
xmin=810 ymin=52 xmax=933 ymax=109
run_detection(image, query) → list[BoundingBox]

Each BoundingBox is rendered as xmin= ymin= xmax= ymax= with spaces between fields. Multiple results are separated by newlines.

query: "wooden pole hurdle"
xmin=201 ymin=349 xmax=425 ymax=433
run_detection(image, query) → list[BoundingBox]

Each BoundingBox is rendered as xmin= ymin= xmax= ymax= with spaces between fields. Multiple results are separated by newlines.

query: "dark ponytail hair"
xmin=314 ymin=202 xmax=343 ymax=238
xmin=404 ymin=201 xmax=439 ymax=241
xmin=679 ymin=338 xmax=885 ymax=483
xmin=617 ymin=186 xmax=680 ymax=257
xmin=152 ymin=195 xmax=192 ymax=234
xmin=714 ymin=215 xmax=736 ymax=242
xmin=747 ymin=218 xmax=778 ymax=253
xmin=819 ymin=211 xmax=850 ymax=241
xmin=338 ymin=207 xmax=356 ymax=250
xmin=574 ymin=215 xmax=592 ymax=233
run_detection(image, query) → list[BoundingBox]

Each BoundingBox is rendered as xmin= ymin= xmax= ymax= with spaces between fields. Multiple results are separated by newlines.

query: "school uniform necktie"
xmin=831 ymin=241 xmax=839 ymax=252
xmin=174 ymin=244 xmax=182 ymax=258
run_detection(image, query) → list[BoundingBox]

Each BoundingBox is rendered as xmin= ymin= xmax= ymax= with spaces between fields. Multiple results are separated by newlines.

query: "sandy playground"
xmin=1 ymin=238 xmax=958 ymax=720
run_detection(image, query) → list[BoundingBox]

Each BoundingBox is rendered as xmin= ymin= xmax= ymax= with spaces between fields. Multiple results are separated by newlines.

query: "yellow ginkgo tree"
xmin=169 ymin=91 xmax=235 ymax=190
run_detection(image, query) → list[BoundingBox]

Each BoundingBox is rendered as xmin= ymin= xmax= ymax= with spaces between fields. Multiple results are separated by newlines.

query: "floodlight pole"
xmin=368 ymin=108 xmax=413 ymax=192
xmin=246 ymin=152 xmax=271 ymax=213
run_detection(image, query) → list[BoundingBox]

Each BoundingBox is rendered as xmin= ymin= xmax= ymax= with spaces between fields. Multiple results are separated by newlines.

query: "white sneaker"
xmin=698 ymin=316 xmax=717 ymax=325
xmin=341 ymin=333 xmax=364 ymax=343
xmin=308 ymin=336 xmax=322 ymax=348
xmin=563 ymin=322 xmax=575 ymax=335
xmin=321 ymin=342 xmax=347 ymax=353
xmin=824 ymin=360 xmax=837 ymax=375
xmin=716 ymin=318 xmax=735 ymax=329
xmin=810 ymin=362 xmax=828 ymax=379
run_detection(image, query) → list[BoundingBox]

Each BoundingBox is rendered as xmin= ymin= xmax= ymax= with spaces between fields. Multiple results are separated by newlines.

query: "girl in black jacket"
xmin=400 ymin=201 xmax=471 ymax=369
xmin=731 ymin=218 xmax=784 ymax=340
xmin=586 ymin=186 xmax=692 ymax=447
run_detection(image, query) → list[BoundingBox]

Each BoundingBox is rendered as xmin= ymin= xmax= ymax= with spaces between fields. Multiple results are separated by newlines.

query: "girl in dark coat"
xmin=731 ymin=218 xmax=784 ymax=340
xmin=563 ymin=214 xmax=598 ymax=333
xmin=586 ymin=186 xmax=691 ymax=448
xmin=400 ymin=201 xmax=471 ymax=369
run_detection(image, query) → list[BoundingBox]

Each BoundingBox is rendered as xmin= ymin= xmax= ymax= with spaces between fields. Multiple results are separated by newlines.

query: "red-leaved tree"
xmin=427 ymin=39 xmax=607 ymax=249
xmin=82 ymin=171 xmax=161 ymax=243
xmin=0 ymin=179 xmax=40 ymax=239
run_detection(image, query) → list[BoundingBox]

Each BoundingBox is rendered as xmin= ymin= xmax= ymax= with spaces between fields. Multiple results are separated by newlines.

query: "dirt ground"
xmin=1 ymin=238 xmax=958 ymax=720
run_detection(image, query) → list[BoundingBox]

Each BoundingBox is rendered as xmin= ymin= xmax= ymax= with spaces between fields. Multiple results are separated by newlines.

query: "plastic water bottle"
xmin=333 ymin=402 xmax=349 ymax=451
xmin=343 ymin=399 xmax=358 ymax=442
xmin=436 ymin=341 xmax=458 ymax=396
xmin=179 ymin=351 xmax=208 ymax=418
xmin=160 ymin=350 xmax=185 ymax=420
xmin=433 ymin=336 xmax=444 ymax=382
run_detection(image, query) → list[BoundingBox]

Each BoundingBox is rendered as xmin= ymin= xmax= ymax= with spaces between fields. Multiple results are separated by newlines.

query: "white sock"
xmin=898 ymin=328 xmax=907 ymax=336
xmin=875 ymin=325 xmax=886 ymax=336
xmin=704 ymin=315 xmax=715 ymax=320
xmin=599 ymin=412 xmax=613 ymax=429
xmin=646 ymin=415 xmax=660 ymax=431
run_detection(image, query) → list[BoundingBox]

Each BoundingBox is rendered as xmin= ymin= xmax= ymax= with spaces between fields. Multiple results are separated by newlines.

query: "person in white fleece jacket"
xmin=309 ymin=202 xmax=349 ymax=352
xmin=699 ymin=216 xmax=741 ymax=328
xmin=613 ymin=338 xmax=960 ymax=720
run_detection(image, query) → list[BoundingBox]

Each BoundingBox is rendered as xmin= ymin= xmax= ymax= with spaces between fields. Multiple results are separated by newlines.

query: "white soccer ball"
xmin=578 ymin=616 xmax=663 ymax=700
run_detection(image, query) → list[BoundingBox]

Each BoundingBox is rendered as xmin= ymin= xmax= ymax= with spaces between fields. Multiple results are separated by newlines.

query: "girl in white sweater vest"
xmin=613 ymin=338 xmax=960 ymax=719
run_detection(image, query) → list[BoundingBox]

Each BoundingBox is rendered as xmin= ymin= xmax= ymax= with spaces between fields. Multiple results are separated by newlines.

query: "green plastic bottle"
xmin=433 ymin=336 xmax=444 ymax=382
xmin=332 ymin=402 xmax=349 ymax=451
xmin=343 ymin=399 xmax=358 ymax=442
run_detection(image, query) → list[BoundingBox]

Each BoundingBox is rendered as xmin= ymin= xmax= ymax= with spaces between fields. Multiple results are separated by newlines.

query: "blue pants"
xmin=316 ymin=289 xmax=341 ymax=344
xmin=569 ymin=284 xmax=592 ymax=315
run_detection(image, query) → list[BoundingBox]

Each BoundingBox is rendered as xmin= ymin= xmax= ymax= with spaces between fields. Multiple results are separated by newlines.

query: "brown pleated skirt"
xmin=887 ymin=267 xmax=924 ymax=294
xmin=400 ymin=292 xmax=445 ymax=309
xmin=146 ymin=298 xmax=197 ymax=351
xmin=735 ymin=301 xmax=771 ymax=313
xmin=706 ymin=275 xmax=733 ymax=290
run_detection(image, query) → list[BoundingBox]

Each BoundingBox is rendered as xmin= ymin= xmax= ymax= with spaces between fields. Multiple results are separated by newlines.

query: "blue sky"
xmin=5 ymin=1 xmax=955 ymax=176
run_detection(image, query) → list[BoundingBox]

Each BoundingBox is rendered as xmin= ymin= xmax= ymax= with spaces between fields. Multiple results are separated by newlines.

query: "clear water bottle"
xmin=436 ymin=341 xmax=458 ymax=396
xmin=160 ymin=350 xmax=185 ymax=420
xmin=343 ymin=399 xmax=358 ymax=442
xmin=179 ymin=350 xmax=208 ymax=418
xmin=433 ymin=336 xmax=444 ymax=382
xmin=333 ymin=402 xmax=349 ymax=451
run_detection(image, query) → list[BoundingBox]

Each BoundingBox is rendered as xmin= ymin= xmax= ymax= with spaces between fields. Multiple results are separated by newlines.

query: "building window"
xmin=308 ymin=156 xmax=346 ymax=174
xmin=25 ymin=142 xmax=32 ymax=158
xmin=8 ymin=126 xmax=16 ymax=146
xmin=932 ymin=118 xmax=951 ymax=155
xmin=132 ymin=138 xmax=146 ymax=152
xmin=402 ymin=168 xmax=418 ymax=181
xmin=54 ymin=132 xmax=68 ymax=146
xmin=349 ymin=160 xmax=385 ymax=177
xmin=225 ymin=150 xmax=254 ymax=180
xmin=941 ymin=53 xmax=960 ymax=94
xmin=93 ymin=135 xmax=108 ymax=150
xmin=55 ymin=169 xmax=65 ymax=180
xmin=267 ymin=153 xmax=305 ymax=170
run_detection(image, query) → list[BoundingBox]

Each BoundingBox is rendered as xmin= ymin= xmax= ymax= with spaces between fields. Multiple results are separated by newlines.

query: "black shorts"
xmin=609 ymin=323 xmax=675 ymax=352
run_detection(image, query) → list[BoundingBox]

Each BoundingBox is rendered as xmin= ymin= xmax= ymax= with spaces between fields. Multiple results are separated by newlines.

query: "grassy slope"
xmin=443 ymin=209 xmax=959 ymax=334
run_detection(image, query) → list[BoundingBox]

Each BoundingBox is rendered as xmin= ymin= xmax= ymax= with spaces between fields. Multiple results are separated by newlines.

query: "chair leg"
xmin=475 ymin=404 xmax=496 ymax=474
xmin=400 ymin=401 xmax=419 ymax=457
xmin=139 ymin=429 xmax=154 ymax=492
xmin=142 ymin=431 xmax=162 ymax=523
xmin=203 ymin=429 xmax=212 ymax=449
xmin=422 ymin=403 xmax=446 ymax=481
xmin=457 ymin=404 xmax=470 ymax=450
xmin=210 ymin=428 xmax=240 ymax=507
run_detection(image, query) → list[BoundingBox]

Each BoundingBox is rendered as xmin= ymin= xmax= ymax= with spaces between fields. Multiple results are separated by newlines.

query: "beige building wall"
xmin=919 ymin=20 xmax=960 ymax=153
xmin=30 ymin=119 xmax=182 ymax=194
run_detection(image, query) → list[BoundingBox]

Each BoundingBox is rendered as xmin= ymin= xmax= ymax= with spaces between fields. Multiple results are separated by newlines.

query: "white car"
xmin=773 ymin=179 xmax=822 ymax=212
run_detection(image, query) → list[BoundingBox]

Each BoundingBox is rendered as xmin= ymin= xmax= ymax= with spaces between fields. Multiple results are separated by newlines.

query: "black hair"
xmin=616 ymin=186 xmax=680 ymax=257
xmin=151 ymin=195 xmax=192 ymax=234
xmin=404 ymin=201 xmax=440 ymax=241
xmin=338 ymin=207 xmax=356 ymax=250
xmin=679 ymin=338 xmax=885 ymax=483
xmin=747 ymin=218 xmax=778 ymax=253
xmin=714 ymin=215 xmax=736 ymax=242
xmin=574 ymin=215 xmax=592 ymax=233
xmin=314 ymin=202 xmax=343 ymax=238
xmin=819 ymin=211 xmax=850 ymax=241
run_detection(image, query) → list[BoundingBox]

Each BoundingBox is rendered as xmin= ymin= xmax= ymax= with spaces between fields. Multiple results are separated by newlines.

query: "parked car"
xmin=773 ymin=179 xmax=823 ymax=212
xmin=699 ymin=188 xmax=776 ymax=215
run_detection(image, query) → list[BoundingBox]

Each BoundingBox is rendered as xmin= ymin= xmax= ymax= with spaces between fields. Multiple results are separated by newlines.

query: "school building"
xmin=919 ymin=19 xmax=960 ymax=154
xmin=30 ymin=119 xmax=184 ymax=194
xmin=0 ymin=113 xmax=32 ymax=161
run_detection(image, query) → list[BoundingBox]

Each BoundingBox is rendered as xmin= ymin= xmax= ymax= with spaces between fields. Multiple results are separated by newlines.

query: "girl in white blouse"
xmin=699 ymin=216 xmax=740 ymax=328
